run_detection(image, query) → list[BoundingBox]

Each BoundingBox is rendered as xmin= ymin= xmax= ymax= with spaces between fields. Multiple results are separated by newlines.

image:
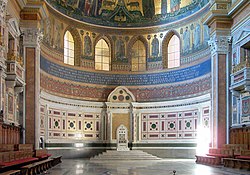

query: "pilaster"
xmin=22 ymin=27 xmax=42 ymax=149
xmin=131 ymin=105 xmax=139 ymax=143
xmin=209 ymin=32 xmax=232 ymax=148
xmin=106 ymin=111 xmax=112 ymax=143
xmin=203 ymin=0 xmax=233 ymax=149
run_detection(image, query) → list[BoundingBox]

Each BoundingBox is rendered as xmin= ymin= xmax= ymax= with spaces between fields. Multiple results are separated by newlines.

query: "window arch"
xmin=95 ymin=39 xmax=110 ymax=71
xmin=64 ymin=31 xmax=75 ymax=65
xmin=167 ymin=35 xmax=180 ymax=68
xmin=131 ymin=40 xmax=146 ymax=71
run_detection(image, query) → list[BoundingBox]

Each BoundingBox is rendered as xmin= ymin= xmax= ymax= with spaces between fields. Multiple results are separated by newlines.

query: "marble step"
xmin=90 ymin=150 xmax=161 ymax=161
xmin=95 ymin=154 xmax=159 ymax=158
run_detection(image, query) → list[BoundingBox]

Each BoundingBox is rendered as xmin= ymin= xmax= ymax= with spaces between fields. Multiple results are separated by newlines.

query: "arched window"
xmin=64 ymin=31 xmax=74 ymax=65
xmin=131 ymin=40 xmax=146 ymax=71
xmin=95 ymin=39 xmax=110 ymax=71
xmin=168 ymin=35 xmax=180 ymax=68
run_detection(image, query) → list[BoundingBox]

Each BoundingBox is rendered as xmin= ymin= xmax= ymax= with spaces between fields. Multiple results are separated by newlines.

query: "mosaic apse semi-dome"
xmin=45 ymin=0 xmax=209 ymax=27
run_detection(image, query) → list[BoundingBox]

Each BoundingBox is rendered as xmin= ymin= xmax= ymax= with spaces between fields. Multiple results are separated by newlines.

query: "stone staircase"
xmin=90 ymin=150 xmax=161 ymax=161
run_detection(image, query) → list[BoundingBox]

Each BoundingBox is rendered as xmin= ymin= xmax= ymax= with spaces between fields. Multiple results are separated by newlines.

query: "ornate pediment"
xmin=234 ymin=27 xmax=250 ymax=44
xmin=107 ymin=86 xmax=135 ymax=102
xmin=7 ymin=18 xmax=21 ymax=37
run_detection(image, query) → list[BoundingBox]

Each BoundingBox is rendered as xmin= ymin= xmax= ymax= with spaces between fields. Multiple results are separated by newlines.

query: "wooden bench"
xmin=34 ymin=149 xmax=51 ymax=160
xmin=223 ymin=144 xmax=249 ymax=156
xmin=21 ymin=158 xmax=53 ymax=175
xmin=235 ymin=150 xmax=250 ymax=160
xmin=206 ymin=148 xmax=233 ymax=158
xmin=51 ymin=156 xmax=62 ymax=167
xmin=15 ymin=144 xmax=33 ymax=152
xmin=0 ymin=170 xmax=21 ymax=175
xmin=0 ymin=157 xmax=38 ymax=168
xmin=0 ymin=145 xmax=15 ymax=152
xmin=195 ymin=155 xmax=221 ymax=165
xmin=223 ymin=158 xmax=250 ymax=170
xmin=0 ymin=143 xmax=36 ymax=169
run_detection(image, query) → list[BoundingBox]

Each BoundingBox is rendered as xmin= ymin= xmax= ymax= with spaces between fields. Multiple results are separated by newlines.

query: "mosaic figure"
xmin=78 ymin=0 xmax=86 ymax=13
xmin=194 ymin=24 xmax=201 ymax=49
xmin=90 ymin=0 xmax=103 ymax=16
xmin=84 ymin=32 xmax=92 ymax=55
xmin=151 ymin=35 xmax=159 ymax=57
xmin=183 ymin=26 xmax=190 ymax=53
xmin=126 ymin=0 xmax=141 ymax=11
xmin=84 ymin=0 xmax=93 ymax=16
xmin=142 ymin=0 xmax=155 ymax=18
xmin=170 ymin=0 xmax=181 ymax=13
xmin=45 ymin=18 xmax=51 ymax=44
xmin=55 ymin=24 xmax=61 ymax=49
xmin=161 ymin=0 xmax=167 ymax=15
xmin=203 ymin=25 xmax=210 ymax=42
xmin=116 ymin=38 xmax=125 ymax=60
xmin=67 ymin=0 xmax=80 ymax=9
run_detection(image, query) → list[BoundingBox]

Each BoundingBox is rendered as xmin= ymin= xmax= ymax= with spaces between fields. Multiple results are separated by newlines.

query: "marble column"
xmin=22 ymin=28 xmax=43 ymax=149
xmin=131 ymin=110 xmax=139 ymax=143
xmin=209 ymin=33 xmax=232 ymax=148
xmin=106 ymin=111 xmax=112 ymax=143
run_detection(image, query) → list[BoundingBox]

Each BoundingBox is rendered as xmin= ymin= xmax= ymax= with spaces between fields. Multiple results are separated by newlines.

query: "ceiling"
xmin=45 ymin=0 xmax=209 ymax=27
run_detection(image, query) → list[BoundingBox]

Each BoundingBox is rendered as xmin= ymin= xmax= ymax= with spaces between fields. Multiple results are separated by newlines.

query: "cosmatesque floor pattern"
xmin=41 ymin=159 xmax=250 ymax=175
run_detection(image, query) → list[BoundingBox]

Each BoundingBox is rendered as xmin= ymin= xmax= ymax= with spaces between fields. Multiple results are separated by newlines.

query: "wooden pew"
xmin=34 ymin=149 xmax=51 ymax=160
xmin=235 ymin=150 xmax=250 ymax=160
xmin=0 ymin=144 xmax=37 ymax=170
xmin=15 ymin=144 xmax=33 ymax=152
xmin=223 ymin=158 xmax=250 ymax=170
xmin=51 ymin=156 xmax=62 ymax=167
xmin=223 ymin=144 xmax=249 ymax=156
xmin=21 ymin=158 xmax=53 ymax=175
xmin=195 ymin=145 xmax=236 ymax=165
xmin=195 ymin=155 xmax=221 ymax=165
xmin=0 ymin=145 xmax=15 ymax=152
xmin=0 ymin=170 xmax=20 ymax=175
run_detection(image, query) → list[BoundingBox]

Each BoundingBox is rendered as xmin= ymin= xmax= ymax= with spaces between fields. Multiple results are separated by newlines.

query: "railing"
xmin=6 ymin=60 xmax=25 ymax=81
xmin=232 ymin=58 xmax=250 ymax=73
xmin=230 ymin=60 xmax=250 ymax=90
xmin=7 ymin=53 xmax=23 ymax=67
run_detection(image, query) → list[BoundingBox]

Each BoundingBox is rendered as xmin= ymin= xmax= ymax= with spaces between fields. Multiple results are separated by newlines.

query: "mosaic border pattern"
xmin=40 ymin=56 xmax=211 ymax=86
xmin=40 ymin=73 xmax=211 ymax=102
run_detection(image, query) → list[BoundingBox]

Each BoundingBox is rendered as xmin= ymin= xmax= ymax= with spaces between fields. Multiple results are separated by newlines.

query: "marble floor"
xmin=43 ymin=159 xmax=250 ymax=175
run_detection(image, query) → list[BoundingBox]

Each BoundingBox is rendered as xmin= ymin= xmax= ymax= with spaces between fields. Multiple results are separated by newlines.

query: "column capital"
xmin=21 ymin=28 xmax=43 ymax=47
xmin=208 ymin=34 xmax=232 ymax=55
